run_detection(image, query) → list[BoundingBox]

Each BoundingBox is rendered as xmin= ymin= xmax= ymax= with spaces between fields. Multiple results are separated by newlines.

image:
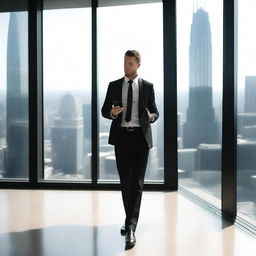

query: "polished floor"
xmin=0 ymin=189 xmax=256 ymax=256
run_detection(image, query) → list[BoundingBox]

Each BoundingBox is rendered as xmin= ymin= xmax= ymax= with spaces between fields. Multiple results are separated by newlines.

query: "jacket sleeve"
xmin=148 ymin=84 xmax=159 ymax=124
xmin=101 ymin=82 xmax=113 ymax=120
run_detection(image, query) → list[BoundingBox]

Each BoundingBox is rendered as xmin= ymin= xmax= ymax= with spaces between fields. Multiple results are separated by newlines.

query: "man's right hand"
xmin=111 ymin=105 xmax=124 ymax=116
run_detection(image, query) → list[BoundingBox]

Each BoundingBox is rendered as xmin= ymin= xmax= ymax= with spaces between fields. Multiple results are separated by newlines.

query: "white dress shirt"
xmin=121 ymin=75 xmax=140 ymax=127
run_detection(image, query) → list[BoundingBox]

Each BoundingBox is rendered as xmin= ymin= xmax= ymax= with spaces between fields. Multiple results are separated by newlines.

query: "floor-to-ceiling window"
xmin=0 ymin=2 xmax=29 ymax=180
xmin=97 ymin=1 xmax=164 ymax=183
xmin=42 ymin=1 xmax=92 ymax=181
xmin=177 ymin=0 xmax=223 ymax=208
xmin=237 ymin=0 xmax=256 ymax=226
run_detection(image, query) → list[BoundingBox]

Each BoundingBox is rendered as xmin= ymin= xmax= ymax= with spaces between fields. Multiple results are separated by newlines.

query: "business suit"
xmin=101 ymin=76 xmax=159 ymax=232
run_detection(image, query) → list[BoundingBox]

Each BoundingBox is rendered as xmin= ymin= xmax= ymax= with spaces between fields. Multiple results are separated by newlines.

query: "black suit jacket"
xmin=101 ymin=77 xmax=159 ymax=149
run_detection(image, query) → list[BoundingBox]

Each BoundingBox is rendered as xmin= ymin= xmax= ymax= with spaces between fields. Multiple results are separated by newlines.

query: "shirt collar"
xmin=124 ymin=75 xmax=139 ymax=85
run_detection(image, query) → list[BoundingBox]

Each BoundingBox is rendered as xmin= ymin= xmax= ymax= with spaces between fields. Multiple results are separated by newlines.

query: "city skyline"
xmin=0 ymin=0 xmax=256 ymax=226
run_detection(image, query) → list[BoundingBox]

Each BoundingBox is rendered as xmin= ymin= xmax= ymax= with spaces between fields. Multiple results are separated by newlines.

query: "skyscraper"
xmin=237 ymin=76 xmax=256 ymax=139
xmin=197 ymin=144 xmax=221 ymax=170
xmin=183 ymin=8 xmax=219 ymax=148
xmin=244 ymin=76 xmax=256 ymax=113
xmin=51 ymin=93 xmax=84 ymax=175
xmin=5 ymin=12 xmax=29 ymax=178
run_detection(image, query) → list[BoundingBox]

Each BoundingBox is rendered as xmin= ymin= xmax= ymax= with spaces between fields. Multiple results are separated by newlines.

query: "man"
xmin=101 ymin=50 xmax=159 ymax=250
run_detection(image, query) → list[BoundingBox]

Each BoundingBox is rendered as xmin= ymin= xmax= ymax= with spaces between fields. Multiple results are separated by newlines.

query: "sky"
xmin=0 ymin=1 xmax=256 ymax=94
xmin=97 ymin=3 xmax=163 ymax=95
xmin=43 ymin=8 xmax=92 ymax=92
xmin=237 ymin=0 xmax=256 ymax=89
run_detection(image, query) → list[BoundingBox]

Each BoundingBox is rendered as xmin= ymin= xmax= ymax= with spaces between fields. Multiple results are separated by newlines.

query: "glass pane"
xmin=43 ymin=6 xmax=92 ymax=181
xmin=98 ymin=3 xmax=164 ymax=183
xmin=177 ymin=1 xmax=223 ymax=208
xmin=0 ymin=5 xmax=29 ymax=180
xmin=237 ymin=0 xmax=256 ymax=226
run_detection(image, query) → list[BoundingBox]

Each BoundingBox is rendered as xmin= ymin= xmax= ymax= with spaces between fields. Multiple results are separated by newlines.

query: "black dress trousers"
xmin=114 ymin=127 xmax=149 ymax=232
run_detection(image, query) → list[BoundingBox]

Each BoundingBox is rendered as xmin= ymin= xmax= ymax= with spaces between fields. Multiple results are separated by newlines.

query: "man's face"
xmin=124 ymin=56 xmax=140 ymax=77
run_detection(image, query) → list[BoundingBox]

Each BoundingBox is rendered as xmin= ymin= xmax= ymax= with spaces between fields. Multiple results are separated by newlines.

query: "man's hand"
xmin=111 ymin=105 xmax=124 ymax=116
xmin=146 ymin=108 xmax=154 ymax=122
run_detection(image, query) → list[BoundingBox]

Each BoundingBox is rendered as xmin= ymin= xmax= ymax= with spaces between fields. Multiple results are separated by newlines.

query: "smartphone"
xmin=112 ymin=100 xmax=120 ymax=107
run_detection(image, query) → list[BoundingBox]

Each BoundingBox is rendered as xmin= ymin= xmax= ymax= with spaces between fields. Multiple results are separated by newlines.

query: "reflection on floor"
xmin=0 ymin=189 xmax=256 ymax=256
xmin=179 ymin=173 xmax=256 ymax=225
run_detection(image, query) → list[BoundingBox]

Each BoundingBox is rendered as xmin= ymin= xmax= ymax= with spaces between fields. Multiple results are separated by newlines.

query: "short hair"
xmin=125 ymin=50 xmax=141 ymax=64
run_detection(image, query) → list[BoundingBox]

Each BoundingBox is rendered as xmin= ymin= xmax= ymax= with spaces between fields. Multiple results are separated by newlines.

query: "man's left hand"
xmin=146 ymin=108 xmax=154 ymax=122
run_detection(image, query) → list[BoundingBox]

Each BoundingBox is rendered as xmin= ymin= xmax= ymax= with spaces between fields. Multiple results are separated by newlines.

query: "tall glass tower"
xmin=5 ymin=12 xmax=29 ymax=178
xmin=183 ymin=8 xmax=219 ymax=148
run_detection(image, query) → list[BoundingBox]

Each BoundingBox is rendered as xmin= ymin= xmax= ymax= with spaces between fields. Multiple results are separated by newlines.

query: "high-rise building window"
xmin=42 ymin=3 xmax=92 ymax=181
xmin=0 ymin=3 xmax=29 ymax=180
xmin=237 ymin=0 xmax=256 ymax=226
xmin=177 ymin=1 xmax=223 ymax=208
xmin=98 ymin=2 xmax=164 ymax=183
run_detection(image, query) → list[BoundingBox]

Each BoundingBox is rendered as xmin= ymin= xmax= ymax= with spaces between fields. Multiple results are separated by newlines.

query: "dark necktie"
xmin=125 ymin=80 xmax=133 ymax=122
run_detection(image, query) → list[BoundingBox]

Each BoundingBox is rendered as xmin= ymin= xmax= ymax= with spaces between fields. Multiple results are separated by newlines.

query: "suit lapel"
xmin=138 ymin=77 xmax=143 ymax=112
xmin=116 ymin=77 xmax=124 ymax=121
xmin=118 ymin=77 xmax=125 ymax=105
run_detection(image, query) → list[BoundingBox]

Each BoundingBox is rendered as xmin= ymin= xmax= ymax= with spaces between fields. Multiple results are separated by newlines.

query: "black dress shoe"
xmin=125 ymin=227 xmax=136 ymax=250
xmin=120 ymin=225 xmax=127 ymax=236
